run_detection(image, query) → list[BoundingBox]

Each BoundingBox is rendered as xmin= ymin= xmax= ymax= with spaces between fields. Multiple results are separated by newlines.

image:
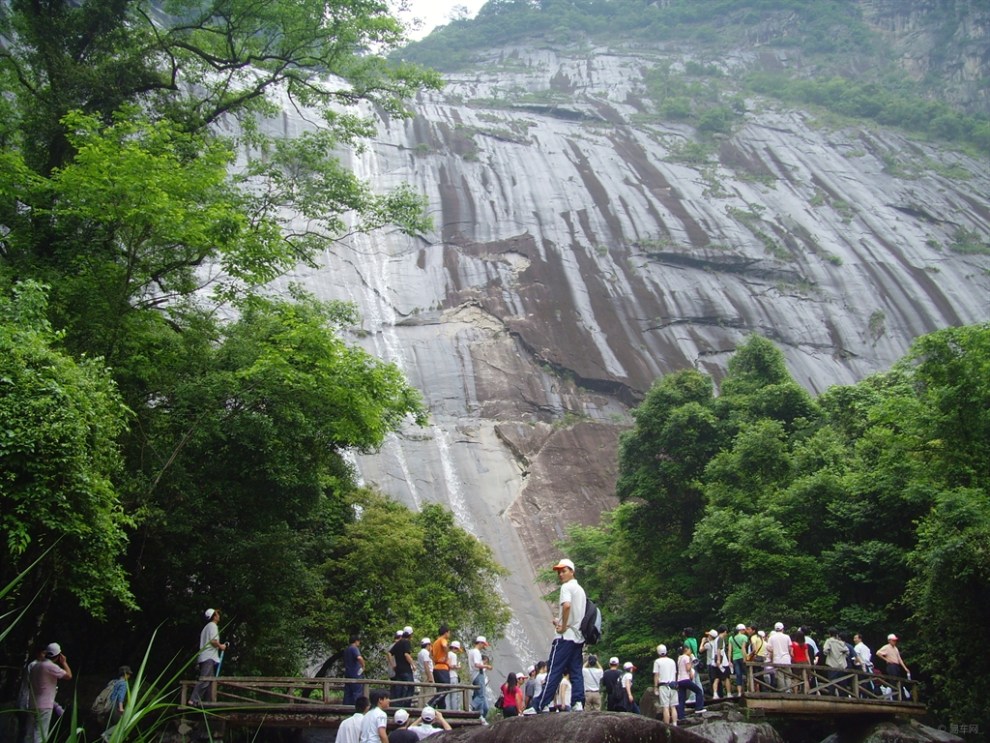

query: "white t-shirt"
xmin=334 ymin=712 xmax=364 ymax=743
xmin=582 ymin=666 xmax=603 ymax=692
xmin=854 ymin=641 xmax=872 ymax=669
xmin=358 ymin=706 xmax=387 ymax=743
xmin=448 ymin=651 xmax=459 ymax=681
xmin=767 ymin=632 xmax=792 ymax=665
xmin=653 ymin=656 xmax=676 ymax=685
xmin=559 ymin=578 xmax=587 ymax=642
xmin=417 ymin=648 xmax=433 ymax=678
xmin=468 ymin=647 xmax=483 ymax=676
xmin=198 ymin=622 xmax=220 ymax=663
xmin=621 ymin=672 xmax=634 ymax=700
xmin=410 ymin=724 xmax=441 ymax=739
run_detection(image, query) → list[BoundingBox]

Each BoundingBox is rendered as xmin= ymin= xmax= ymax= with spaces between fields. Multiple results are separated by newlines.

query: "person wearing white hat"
xmin=523 ymin=558 xmax=587 ymax=715
xmin=26 ymin=643 xmax=72 ymax=743
xmin=582 ymin=655 xmax=603 ymax=711
xmin=417 ymin=637 xmax=434 ymax=704
xmin=653 ymin=645 xmax=677 ymax=725
xmin=446 ymin=641 xmax=462 ymax=710
xmin=620 ymin=661 xmax=640 ymax=714
xmin=389 ymin=628 xmax=415 ymax=706
xmin=467 ymin=637 xmax=492 ymax=721
xmin=766 ymin=622 xmax=792 ymax=692
xmin=601 ymin=657 xmax=622 ymax=711
xmin=189 ymin=608 xmax=227 ymax=705
xmin=406 ymin=705 xmax=451 ymax=738
xmin=876 ymin=634 xmax=910 ymax=692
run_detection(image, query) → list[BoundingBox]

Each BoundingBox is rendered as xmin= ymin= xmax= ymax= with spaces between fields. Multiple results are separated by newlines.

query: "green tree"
xmin=0 ymin=281 xmax=132 ymax=617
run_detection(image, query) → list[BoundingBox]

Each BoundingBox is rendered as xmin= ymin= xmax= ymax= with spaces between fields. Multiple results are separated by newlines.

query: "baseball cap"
xmin=421 ymin=637 xmax=431 ymax=646
xmin=421 ymin=706 xmax=436 ymax=722
xmin=395 ymin=629 xmax=403 ymax=638
xmin=394 ymin=709 xmax=409 ymax=724
xmin=774 ymin=621 xmax=784 ymax=631
xmin=517 ymin=672 xmax=527 ymax=680
xmin=623 ymin=661 xmax=636 ymax=671
xmin=887 ymin=634 xmax=898 ymax=641
xmin=526 ymin=664 xmax=535 ymax=674
xmin=553 ymin=558 xmax=575 ymax=572
xmin=403 ymin=626 xmax=413 ymax=636
xmin=475 ymin=636 xmax=488 ymax=646
xmin=45 ymin=643 xmax=61 ymax=657
xmin=450 ymin=641 xmax=461 ymax=650
xmin=657 ymin=644 xmax=667 ymax=656
xmin=609 ymin=656 xmax=619 ymax=666
xmin=204 ymin=608 xmax=215 ymax=620
xmin=708 ymin=629 xmax=718 ymax=638
xmin=736 ymin=623 xmax=746 ymax=631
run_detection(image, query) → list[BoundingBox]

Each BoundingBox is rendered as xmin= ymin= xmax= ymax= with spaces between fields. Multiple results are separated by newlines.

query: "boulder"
xmin=429 ymin=712 xmax=710 ymax=742
xmin=821 ymin=719 xmax=964 ymax=743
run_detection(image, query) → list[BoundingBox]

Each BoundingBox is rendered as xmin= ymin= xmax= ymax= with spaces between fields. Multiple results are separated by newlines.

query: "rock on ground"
xmin=429 ymin=711 xmax=710 ymax=742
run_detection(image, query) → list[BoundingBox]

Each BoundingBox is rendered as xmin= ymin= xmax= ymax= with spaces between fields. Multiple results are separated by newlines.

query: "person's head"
xmin=118 ymin=665 xmax=132 ymax=678
xmin=475 ymin=636 xmax=489 ymax=648
xmin=623 ymin=661 xmax=636 ymax=673
xmin=402 ymin=625 xmax=413 ymax=638
xmin=747 ymin=624 xmax=758 ymax=635
xmin=794 ymin=629 xmax=805 ymax=644
xmin=370 ymin=689 xmax=390 ymax=709
xmin=553 ymin=558 xmax=575 ymax=583
xmin=527 ymin=664 xmax=536 ymax=677
xmin=450 ymin=641 xmax=462 ymax=653
xmin=506 ymin=673 xmax=517 ymax=691
xmin=517 ymin=672 xmax=527 ymax=685
xmin=349 ymin=633 xmax=361 ymax=645
xmin=735 ymin=623 xmax=746 ymax=634
xmin=395 ymin=629 xmax=403 ymax=640
xmin=608 ymin=657 xmax=619 ymax=668
xmin=657 ymin=644 xmax=667 ymax=657
xmin=717 ymin=624 xmax=727 ymax=635
xmin=708 ymin=629 xmax=718 ymax=641
xmin=774 ymin=621 xmax=784 ymax=632
xmin=421 ymin=706 xmax=436 ymax=724
xmin=44 ymin=643 xmax=62 ymax=659
xmin=438 ymin=623 xmax=449 ymax=637
xmin=828 ymin=627 xmax=839 ymax=638
xmin=887 ymin=634 xmax=899 ymax=644
xmin=354 ymin=696 xmax=370 ymax=714
xmin=421 ymin=638 xmax=431 ymax=648
xmin=204 ymin=608 xmax=219 ymax=623
xmin=682 ymin=627 xmax=694 ymax=638
xmin=536 ymin=660 xmax=547 ymax=673
xmin=681 ymin=644 xmax=692 ymax=656
xmin=393 ymin=708 xmax=409 ymax=725
xmin=853 ymin=633 xmax=863 ymax=644
xmin=586 ymin=655 xmax=599 ymax=668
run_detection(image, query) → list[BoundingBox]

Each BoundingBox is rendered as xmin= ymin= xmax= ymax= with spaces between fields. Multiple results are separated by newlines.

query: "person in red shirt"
xmin=498 ymin=673 xmax=524 ymax=717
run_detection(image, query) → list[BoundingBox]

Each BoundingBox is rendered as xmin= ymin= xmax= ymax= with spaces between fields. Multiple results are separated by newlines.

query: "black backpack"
xmin=580 ymin=597 xmax=602 ymax=645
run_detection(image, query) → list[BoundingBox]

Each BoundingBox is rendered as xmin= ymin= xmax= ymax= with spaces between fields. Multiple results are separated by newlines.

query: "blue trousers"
xmin=471 ymin=672 xmax=489 ymax=716
xmin=530 ymin=638 xmax=585 ymax=711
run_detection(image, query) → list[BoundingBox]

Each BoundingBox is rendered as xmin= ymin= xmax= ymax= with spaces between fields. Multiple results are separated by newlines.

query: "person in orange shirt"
xmin=428 ymin=625 xmax=451 ymax=708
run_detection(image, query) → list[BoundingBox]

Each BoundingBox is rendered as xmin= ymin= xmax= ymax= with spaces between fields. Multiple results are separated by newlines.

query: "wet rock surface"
xmin=430 ymin=711 xmax=710 ymax=742
xmin=266 ymin=38 xmax=990 ymax=672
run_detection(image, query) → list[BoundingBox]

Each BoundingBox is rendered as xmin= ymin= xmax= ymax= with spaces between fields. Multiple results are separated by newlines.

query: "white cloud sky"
xmin=397 ymin=0 xmax=488 ymax=40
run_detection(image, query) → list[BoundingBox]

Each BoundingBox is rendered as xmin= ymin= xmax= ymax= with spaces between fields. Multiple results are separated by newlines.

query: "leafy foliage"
xmin=558 ymin=326 xmax=990 ymax=726
xmin=0 ymin=0 xmax=508 ymax=694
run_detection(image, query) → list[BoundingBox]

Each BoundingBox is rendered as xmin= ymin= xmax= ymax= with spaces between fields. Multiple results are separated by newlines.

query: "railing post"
xmin=852 ymin=669 xmax=859 ymax=698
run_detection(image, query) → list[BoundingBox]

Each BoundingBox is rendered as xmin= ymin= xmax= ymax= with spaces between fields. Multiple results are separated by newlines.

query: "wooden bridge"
xmin=178 ymin=675 xmax=485 ymax=733
xmin=737 ymin=660 xmax=925 ymax=717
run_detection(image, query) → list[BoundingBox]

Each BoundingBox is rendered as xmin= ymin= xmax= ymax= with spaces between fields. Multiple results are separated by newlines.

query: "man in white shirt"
xmin=852 ymin=633 xmax=874 ymax=697
xmin=467 ymin=636 xmax=492 ymax=720
xmin=766 ymin=622 xmax=792 ymax=692
xmin=523 ymin=558 xmax=587 ymax=714
xmin=189 ymin=608 xmax=228 ymax=705
xmin=653 ymin=645 xmax=677 ymax=725
xmin=417 ymin=638 xmax=433 ymax=707
xmin=335 ymin=696 xmax=369 ymax=743
xmin=359 ymin=689 xmax=390 ymax=743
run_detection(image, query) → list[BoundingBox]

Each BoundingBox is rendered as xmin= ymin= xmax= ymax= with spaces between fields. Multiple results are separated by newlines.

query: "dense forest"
xmin=0 ymin=0 xmax=507 ymax=698
xmin=557 ymin=327 xmax=990 ymax=728
xmin=398 ymin=0 xmax=989 ymax=153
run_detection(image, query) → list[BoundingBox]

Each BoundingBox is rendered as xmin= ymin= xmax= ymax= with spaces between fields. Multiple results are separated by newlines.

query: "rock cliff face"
xmin=269 ymin=35 xmax=989 ymax=673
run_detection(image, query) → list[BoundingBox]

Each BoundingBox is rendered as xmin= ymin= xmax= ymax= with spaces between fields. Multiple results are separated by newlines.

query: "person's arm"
xmin=556 ymin=597 xmax=571 ymax=634
xmin=404 ymin=652 xmax=415 ymax=667
xmin=377 ymin=725 xmax=388 ymax=743
xmin=55 ymin=654 xmax=72 ymax=681
xmin=357 ymin=653 xmax=365 ymax=672
xmin=435 ymin=710 xmax=452 ymax=731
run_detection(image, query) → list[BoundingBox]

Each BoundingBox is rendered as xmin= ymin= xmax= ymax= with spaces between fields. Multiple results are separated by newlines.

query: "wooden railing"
xmin=179 ymin=675 xmax=479 ymax=714
xmin=743 ymin=661 xmax=921 ymax=705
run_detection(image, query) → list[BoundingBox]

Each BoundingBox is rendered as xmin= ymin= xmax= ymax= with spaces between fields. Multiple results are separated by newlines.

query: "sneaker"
xmin=571 ymin=702 xmax=583 ymax=712
xmin=522 ymin=707 xmax=538 ymax=715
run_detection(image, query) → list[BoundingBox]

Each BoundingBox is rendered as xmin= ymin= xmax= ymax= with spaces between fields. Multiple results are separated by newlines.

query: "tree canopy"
xmin=558 ymin=327 xmax=990 ymax=728
xmin=0 ymin=0 xmax=509 ymax=690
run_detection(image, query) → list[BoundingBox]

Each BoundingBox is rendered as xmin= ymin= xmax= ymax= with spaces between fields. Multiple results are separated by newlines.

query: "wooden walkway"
xmin=178 ymin=676 xmax=484 ymax=730
xmin=739 ymin=661 xmax=925 ymax=717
